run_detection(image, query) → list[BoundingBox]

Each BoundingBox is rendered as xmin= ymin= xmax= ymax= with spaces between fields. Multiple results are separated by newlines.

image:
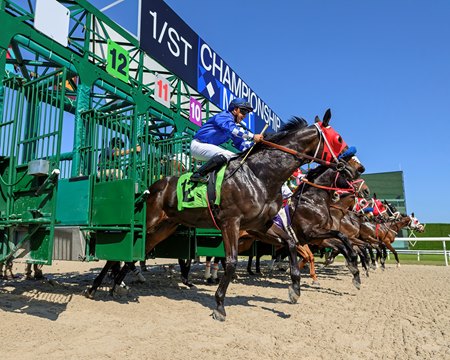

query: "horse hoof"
xmin=84 ymin=288 xmax=95 ymax=299
xmin=113 ymin=285 xmax=129 ymax=296
xmin=181 ymin=279 xmax=195 ymax=288
xmin=212 ymin=309 xmax=226 ymax=322
xmin=312 ymin=281 xmax=320 ymax=286
xmin=288 ymin=285 xmax=300 ymax=304
xmin=397 ymin=263 xmax=401 ymax=268
xmin=352 ymin=278 xmax=361 ymax=290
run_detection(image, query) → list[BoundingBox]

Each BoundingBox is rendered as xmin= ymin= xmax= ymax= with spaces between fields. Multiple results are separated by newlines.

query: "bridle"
xmin=225 ymin=123 xmax=345 ymax=180
xmin=259 ymin=123 xmax=345 ymax=169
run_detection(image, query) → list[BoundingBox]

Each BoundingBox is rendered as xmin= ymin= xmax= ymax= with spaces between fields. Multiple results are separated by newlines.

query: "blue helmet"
xmin=228 ymin=98 xmax=253 ymax=112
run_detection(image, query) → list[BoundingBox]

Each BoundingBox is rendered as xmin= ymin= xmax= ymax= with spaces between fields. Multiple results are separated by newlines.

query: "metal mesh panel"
xmin=149 ymin=135 xmax=194 ymax=183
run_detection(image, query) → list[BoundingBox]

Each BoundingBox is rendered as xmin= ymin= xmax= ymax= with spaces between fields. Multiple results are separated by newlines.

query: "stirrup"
xmin=190 ymin=173 xmax=209 ymax=183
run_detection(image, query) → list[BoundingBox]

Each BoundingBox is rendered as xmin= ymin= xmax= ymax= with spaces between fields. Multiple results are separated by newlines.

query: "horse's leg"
xmin=271 ymin=226 xmax=301 ymax=303
xmin=324 ymin=249 xmax=338 ymax=266
xmin=246 ymin=255 xmax=255 ymax=275
xmin=178 ymin=258 xmax=194 ymax=288
xmin=24 ymin=263 xmax=32 ymax=280
xmin=336 ymin=232 xmax=361 ymax=289
xmin=384 ymin=242 xmax=400 ymax=267
xmin=128 ymin=262 xmax=146 ymax=283
xmin=374 ymin=247 xmax=382 ymax=268
xmin=357 ymin=247 xmax=369 ymax=277
xmin=304 ymin=245 xmax=319 ymax=284
xmin=33 ymin=264 xmax=44 ymax=279
xmin=212 ymin=219 xmax=240 ymax=322
xmin=368 ymin=247 xmax=376 ymax=269
xmin=379 ymin=245 xmax=386 ymax=269
xmin=111 ymin=262 xmax=135 ymax=296
xmin=85 ymin=261 xmax=116 ymax=298
xmin=367 ymin=245 xmax=376 ymax=271
xmin=255 ymin=254 xmax=261 ymax=274
xmin=325 ymin=237 xmax=361 ymax=290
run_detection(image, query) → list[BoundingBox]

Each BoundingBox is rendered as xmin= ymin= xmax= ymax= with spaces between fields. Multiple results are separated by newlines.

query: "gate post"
xmin=72 ymin=83 xmax=91 ymax=177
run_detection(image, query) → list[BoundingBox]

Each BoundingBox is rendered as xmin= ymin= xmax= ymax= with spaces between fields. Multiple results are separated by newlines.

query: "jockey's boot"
xmin=190 ymin=154 xmax=228 ymax=183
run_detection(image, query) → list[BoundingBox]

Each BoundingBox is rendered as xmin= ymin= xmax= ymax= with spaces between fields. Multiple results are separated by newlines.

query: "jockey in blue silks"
xmin=190 ymin=98 xmax=264 ymax=183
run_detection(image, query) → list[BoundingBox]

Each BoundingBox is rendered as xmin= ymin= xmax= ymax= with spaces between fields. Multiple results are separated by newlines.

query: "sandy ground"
xmin=0 ymin=259 xmax=449 ymax=360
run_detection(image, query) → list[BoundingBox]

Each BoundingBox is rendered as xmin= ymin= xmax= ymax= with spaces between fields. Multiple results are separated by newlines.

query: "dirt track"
xmin=0 ymin=260 xmax=449 ymax=360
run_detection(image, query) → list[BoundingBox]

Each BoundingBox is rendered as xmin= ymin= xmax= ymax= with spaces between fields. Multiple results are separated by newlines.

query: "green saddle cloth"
xmin=176 ymin=166 xmax=226 ymax=211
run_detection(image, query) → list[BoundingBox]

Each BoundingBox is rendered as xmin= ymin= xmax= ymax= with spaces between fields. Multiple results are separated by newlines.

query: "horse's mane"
xmin=236 ymin=116 xmax=308 ymax=159
xmin=304 ymin=165 xmax=329 ymax=182
xmin=264 ymin=116 xmax=308 ymax=143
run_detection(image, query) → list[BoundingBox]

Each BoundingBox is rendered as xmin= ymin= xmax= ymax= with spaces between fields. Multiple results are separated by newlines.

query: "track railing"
xmin=388 ymin=237 xmax=450 ymax=266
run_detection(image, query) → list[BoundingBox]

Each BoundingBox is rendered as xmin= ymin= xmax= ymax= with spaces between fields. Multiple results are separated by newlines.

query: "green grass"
xmin=239 ymin=254 xmax=449 ymax=267
xmin=332 ymin=253 xmax=448 ymax=266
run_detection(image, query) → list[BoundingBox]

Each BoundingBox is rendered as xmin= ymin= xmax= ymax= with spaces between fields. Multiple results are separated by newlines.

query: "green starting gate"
xmin=0 ymin=0 xmax=236 ymax=266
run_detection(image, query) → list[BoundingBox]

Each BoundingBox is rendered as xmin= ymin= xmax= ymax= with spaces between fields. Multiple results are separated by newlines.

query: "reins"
xmin=224 ymin=122 xmax=343 ymax=181
xmin=259 ymin=139 xmax=341 ymax=169
xmin=299 ymin=177 xmax=355 ymax=193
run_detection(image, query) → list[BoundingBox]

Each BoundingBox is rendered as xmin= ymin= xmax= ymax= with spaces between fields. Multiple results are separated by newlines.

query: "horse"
xmin=238 ymin=158 xmax=368 ymax=289
xmin=241 ymin=239 xmax=318 ymax=283
xmin=359 ymin=213 xmax=425 ymax=268
xmin=323 ymin=209 xmax=374 ymax=275
xmin=85 ymin=109 xmax=356 ymax=320
xmin=285 ymin=163 xmax=369 ymax=288
xmin=148 ymin=111 xmax=359 ymax=319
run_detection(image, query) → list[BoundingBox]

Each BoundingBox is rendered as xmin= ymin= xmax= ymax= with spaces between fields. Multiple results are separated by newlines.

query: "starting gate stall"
xmin=0 ymin=0 xmax=273 ymax=267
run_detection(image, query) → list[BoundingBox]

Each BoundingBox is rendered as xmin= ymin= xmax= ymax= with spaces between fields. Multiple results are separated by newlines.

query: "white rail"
xmin=390 ymin=237 xmax=450 ymax=266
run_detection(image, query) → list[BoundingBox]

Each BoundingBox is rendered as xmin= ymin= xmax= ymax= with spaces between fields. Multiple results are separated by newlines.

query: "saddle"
xmin=176 ymin=166 xmax=226 ymax=211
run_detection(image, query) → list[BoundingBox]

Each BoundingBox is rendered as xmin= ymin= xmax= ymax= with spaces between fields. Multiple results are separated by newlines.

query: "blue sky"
xmin=99 ymin=0 xmax=450 ymax=223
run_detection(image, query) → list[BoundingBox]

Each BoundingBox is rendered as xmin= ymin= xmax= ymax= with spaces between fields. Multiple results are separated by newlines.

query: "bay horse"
xmin=285 ymin=163 xmax=369 ymax=288
xmin=241 ymin=174 xmax=369 ymax=284
xmin=86 ymin=109 xmax=354 ymax=320
xmin=237 ymin=159 xmax=368 ymax=288
xmin=359 ymin=213 xmax=424 ymax=268
xmin=144 ymin=110 xmax=355 ymax=321
xmin=240 ymin=238 xmax=319 ymax=283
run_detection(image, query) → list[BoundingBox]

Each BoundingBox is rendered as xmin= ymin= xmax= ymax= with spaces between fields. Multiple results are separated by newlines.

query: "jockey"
xmin=289 ymin=168 xmax=306 ymax=189
xmin=190 ymin=98 xmax=264 ymax=183
xmin=371 ymin=197 xmax=387 ymax=218
xmin=354 ymin=197 xmax=374 ymax=216
xmin=274 ymin=183 xmax=297 ymax=241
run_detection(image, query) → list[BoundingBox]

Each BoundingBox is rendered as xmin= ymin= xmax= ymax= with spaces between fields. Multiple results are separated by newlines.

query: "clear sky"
xmin=99 ymin=0 xmax=450 ymax=223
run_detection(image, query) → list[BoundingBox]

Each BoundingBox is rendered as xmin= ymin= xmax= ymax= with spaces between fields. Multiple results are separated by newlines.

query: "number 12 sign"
xmin=153 ymin=74 xmax=171 ymax=108
xmin=106 ymin=39 xmax=130 ymax=83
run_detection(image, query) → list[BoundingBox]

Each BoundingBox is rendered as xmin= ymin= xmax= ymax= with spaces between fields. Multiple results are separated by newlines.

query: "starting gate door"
xmin=0 ymin=68 xmax=67 ymax=265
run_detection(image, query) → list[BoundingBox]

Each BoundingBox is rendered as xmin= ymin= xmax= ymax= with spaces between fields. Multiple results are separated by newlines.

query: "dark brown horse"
xmin=239 ymin=168 xmax=368 ymax=285
xmin=143 ymin=110 xmax=355 ymax=321
xmin=282 ymin=163 xmax=368 ymax=287
xmin=359 ymin=213 xmax=424 ymax=268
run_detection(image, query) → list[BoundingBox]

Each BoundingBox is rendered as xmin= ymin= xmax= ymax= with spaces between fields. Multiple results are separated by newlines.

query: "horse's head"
xmin=408 ymin=212 xmax=425 ymax=233
xmin=349 ymin=178 xmax=370 ymax=199
xmin=314 ymin=109 xmax=365 ymax=175
xmin=248 ymin=109 xmax=366 ymax=195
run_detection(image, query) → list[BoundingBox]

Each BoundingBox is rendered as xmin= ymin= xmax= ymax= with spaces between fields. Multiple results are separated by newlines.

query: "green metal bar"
xmin=0 ymin=224 xmax=41 ymax=263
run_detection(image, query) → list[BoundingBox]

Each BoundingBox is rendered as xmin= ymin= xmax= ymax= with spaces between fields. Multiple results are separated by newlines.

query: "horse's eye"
xmin=337 ymin=136 xmax=342 ymax=143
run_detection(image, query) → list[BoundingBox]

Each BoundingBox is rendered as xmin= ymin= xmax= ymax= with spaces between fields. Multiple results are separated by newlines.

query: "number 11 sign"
xmin=153 ymin=74 xmax=171 ymax=108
